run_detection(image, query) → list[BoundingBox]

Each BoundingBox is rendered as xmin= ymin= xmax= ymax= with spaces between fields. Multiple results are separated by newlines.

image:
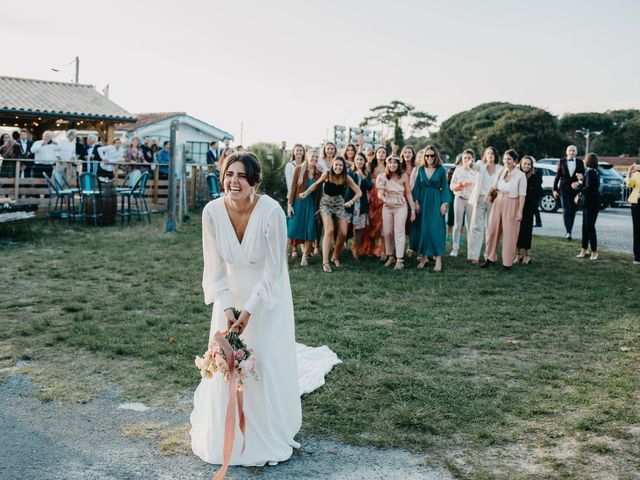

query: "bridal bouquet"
xmin=194 ymin=311 xmax=258 ymax=391
xmin=195 ymin=309 xmax=258 ymax=480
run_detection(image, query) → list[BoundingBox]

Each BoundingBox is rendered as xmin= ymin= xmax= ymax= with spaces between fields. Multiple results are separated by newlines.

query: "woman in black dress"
xmin=575 ymin=153 xmax=601 ymax=261
xmin=516 ymin=155 xmax=542 ymax=264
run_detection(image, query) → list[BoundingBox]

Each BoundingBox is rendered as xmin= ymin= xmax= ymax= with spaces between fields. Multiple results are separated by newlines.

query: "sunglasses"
xmin=425 ymin=154 xmax=436 ymax=158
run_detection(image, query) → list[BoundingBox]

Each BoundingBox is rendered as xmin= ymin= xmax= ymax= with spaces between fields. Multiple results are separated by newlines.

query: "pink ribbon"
xmin=212 ymin=330 xmax=246 ymax=480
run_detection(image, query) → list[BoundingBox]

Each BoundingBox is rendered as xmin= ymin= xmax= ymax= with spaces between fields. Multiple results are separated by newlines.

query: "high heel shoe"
xmin=514 ymin=255 xmax=523 ymax=264
xmin=331 ymin=257 xmax=341 ymax=268
xmin=576 ymin=251 xmax=587 ymax=258
xmin=383 ymin=256 xmax=395 ymax=267
xmin=300 ymin=254 xmax=309 ymax=267
xmin=590 ymin=252 xmax=599 ymax=261
xmin=522 ymin=255 xmax=532 ymax=265
xmin=322 ymin=263 xmax=332 ymax=273
xmin=393 ymin=258 xmax=404 ymax=270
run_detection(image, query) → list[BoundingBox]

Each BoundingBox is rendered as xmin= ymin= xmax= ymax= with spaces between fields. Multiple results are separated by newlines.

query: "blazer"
xmin=345 ymin=169 xmax=373 ymax=214
xmin=206 ymin=148 xmax=219 ymax=165
xmin=523 ymin=170 xmax=543 ymax=214
xmin=469 ymin=160 xmax=503 ymax=206
xmin=12 ymin=140 xmax=34 ymax=159
xmin=626 ymin=170 xmax=640 ymax=205
xmin=288 ymin=164 xmax=323 ymax=206
xmin=553 ymin=157 xmax=585 ymax=193
xmin=578 ymin=168 xmax=600 ymax=208
xmin=82 ymin=143 xmax=102 ymax=162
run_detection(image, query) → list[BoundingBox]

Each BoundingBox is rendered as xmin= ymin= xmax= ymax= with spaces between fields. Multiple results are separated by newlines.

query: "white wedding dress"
xmin=190 ymin=195 xmax=341 ymax=467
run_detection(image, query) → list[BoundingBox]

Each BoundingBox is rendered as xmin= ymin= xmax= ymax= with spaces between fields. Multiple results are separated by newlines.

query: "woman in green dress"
xmin=410 ymin=145 xmax=451 ymax=272
xmin=287 ymin=149 xmax=323 ymax=267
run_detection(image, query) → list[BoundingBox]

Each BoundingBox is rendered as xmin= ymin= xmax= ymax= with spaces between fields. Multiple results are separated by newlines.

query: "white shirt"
xmin=285 ymin=161 xmax=296 ymax=197
xmin=450 ymin=166 xmax=477 ymax=199
xmin=481 ymin=167 xmax=499 ymax=196
xmin=97 ymin=145 xmax=124 ymax=172
xmin=31 ymin=140 xmax=59 ymax=164
xmin=57 ymin=138 xmax=77 ymax=162
xmin=567 ymin=158 xmax=576 ymax=177
xmin=496 ymin=168 xmax=527 ymax=197
xmin=317 ymin=158 xmax=330 ymax=173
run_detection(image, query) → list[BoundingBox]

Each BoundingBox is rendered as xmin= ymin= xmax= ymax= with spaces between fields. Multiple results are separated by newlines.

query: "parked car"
xmin=533 ymin=162 xmax=624 ymax=212
xmin=534 ymin=163 xmax=559 ymax=213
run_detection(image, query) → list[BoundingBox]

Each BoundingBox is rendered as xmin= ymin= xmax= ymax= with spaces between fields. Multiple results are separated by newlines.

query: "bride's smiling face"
xmin=223 ymin=161 xmax=255 ymax=201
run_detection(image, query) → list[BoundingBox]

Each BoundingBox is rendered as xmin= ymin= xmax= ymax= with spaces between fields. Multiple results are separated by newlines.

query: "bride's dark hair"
xmin=220 ymin=151 xmax=262 ymax=186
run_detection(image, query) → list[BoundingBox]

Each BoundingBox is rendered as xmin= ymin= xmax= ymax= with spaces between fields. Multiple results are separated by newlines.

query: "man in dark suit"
xmin=553 ymin=145 xmax=585 ymax=240
xmin=81 ymin=134 xmax=102 ymax=175
xmin=12 ymin=129 xmax=34 ymax=177
xmin=206 ymin=141 xmax=219 ymax=166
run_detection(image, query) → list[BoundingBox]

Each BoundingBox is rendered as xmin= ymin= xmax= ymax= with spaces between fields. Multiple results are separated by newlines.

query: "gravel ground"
xmin=0 ymin=374 xmax=451 ymax=480
xmin=535 ymin=209 xmax=634 ymax=254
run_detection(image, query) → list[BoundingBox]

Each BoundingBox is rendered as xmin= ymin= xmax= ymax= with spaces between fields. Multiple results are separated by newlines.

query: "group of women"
xmin=285 ymin=141 xmax=621 ymax=272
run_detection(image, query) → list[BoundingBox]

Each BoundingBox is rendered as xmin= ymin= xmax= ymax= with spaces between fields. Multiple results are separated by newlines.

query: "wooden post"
xmin=190 ymin=165 xmax=197 ymax=209
xmin=152 ymin=163 xmax=159 ymax=205
xmin=14 ymin=160 xmax=20 ymax=198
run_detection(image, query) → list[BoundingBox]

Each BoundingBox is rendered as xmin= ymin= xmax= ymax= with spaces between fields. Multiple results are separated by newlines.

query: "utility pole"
xmin=575 ymin=128 xmax=602 ymax=155
xmin=74 ymin=56 xmax=79 ymax=84
xmin=165 ymin=120 xmax=179 ymax=233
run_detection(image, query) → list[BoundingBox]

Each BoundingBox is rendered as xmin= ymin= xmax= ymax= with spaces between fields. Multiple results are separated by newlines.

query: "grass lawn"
xmin=2 ymin=213 xmax=640 ymax=479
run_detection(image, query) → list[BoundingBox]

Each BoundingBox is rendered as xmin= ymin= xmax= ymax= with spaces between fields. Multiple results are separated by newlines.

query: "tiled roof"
xmin=0 ymin=76 xmax=135 ymax=121
xmin=117 ymin=112 xmax=186 ymax=132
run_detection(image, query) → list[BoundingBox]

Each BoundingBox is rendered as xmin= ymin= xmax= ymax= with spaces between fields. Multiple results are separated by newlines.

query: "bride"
xmin=190 ymin=151 xmax=303 ymax=467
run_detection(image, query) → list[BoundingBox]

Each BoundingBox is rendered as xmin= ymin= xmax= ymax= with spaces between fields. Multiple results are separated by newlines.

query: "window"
xmin=186 ymin=141 xmax=210 ymax=164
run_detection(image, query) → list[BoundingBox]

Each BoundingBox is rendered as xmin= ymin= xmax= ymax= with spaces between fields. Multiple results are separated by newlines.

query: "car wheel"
xmin=539 ymin=192 xmax=558 ymax=213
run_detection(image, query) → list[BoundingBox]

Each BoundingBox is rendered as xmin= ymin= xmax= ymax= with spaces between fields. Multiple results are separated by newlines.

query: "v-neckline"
xmin=223 ymin=195 xmax=264 ymax=247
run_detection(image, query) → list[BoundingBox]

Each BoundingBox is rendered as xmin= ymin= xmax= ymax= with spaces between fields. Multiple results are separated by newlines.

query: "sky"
xmin=4 ymin=0 xmax=639 ymax=147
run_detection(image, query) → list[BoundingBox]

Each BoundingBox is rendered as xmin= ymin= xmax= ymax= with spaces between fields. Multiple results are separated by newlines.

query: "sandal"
xmin=522 ymin=255 xmax=531 ymax=265
xmin=313 ymin=246 xmax=320 ymax=256
xmin=300 ymin=254 xmax=309 ymax=267
xmin=291 ymin=250 xmax=298 ymax=260
xmin=331 ymin=257 xmax=341 ymax=268
xmin=394 ymin=258 xmax=404 ymax=270
xmin=384 ymin=256 xmax=395 ymax=268
xmin=514 ymin=254 xmax=522 ymax=264
xmin=322 ymin=263 xmax=332 ymax=273
xmin=380 ymin=253 xmax=388 ymax=262
xmin=417 ymin=256 xmax=429 ymax=269
xmin=406 ymin=249 xmax=414 ymax=258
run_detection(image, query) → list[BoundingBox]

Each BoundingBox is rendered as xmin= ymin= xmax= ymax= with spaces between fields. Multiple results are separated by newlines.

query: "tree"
xmin=249 ymin=143 xmax=288 ymax=205
xmin=477 ymin=109 xmax=565 ymax=159
xmin=361 ymin=100 xmax=437 ymax=150
xmin=435 ymin=102 xmax=538 ymax=155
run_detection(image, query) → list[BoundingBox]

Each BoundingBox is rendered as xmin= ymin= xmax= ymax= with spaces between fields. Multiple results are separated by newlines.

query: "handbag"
xmin=574 ymin=191 xmax=585 ymax=208
xmin=488 ymin=189 xmax=498 ymax=203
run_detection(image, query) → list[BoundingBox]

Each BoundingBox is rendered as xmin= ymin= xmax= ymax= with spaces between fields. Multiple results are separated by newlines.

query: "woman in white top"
xmin=481 ymin=149 xmax=527 ymax=271
xmin=449 ymin=149 xmax=478 ymax=257
xmin=468 ymin=147 xmax=503 ymax=264
xmin=317 ymin=141 xmax=336 ymax=173
xmin=97 ymin=138 xmax=124 ymax=179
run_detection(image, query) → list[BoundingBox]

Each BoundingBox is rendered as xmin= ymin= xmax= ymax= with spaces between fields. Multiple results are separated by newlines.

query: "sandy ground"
xmin=0 ymin=374 xmax=452 ymax=480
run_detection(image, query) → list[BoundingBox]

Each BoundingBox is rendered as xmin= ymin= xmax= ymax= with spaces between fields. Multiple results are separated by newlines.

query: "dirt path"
xmin=1 ymin=374 xmax=452 ymax=480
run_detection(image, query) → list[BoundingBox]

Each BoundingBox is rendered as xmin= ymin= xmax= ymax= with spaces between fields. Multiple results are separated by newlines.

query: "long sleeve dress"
xmin=191 ymin=195 xmax=341 ymax=467
xmin=409 ymin=166 xmax=452 ymax=256
xmin=191 ymin=196 xmax=301 ymax=466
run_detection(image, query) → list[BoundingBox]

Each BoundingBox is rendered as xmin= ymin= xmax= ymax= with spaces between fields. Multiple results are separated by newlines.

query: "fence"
xmin=0 ymin=158 xmax=212 ymax=215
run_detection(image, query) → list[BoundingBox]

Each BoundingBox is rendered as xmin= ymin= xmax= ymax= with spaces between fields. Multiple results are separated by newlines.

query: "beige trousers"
xmin=485 ymin=194 xmax=520 ymax=267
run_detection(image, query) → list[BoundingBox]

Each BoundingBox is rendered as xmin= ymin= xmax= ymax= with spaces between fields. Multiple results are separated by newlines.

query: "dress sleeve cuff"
xmin=244 ymin=293 xmax=262 ymax=316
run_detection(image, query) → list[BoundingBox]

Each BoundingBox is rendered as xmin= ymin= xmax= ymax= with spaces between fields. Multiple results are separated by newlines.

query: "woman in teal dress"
xmin=287 ymin=149 xmax=323 ymax=266
xmin=410 ymin=145 xmax=451 ymax=272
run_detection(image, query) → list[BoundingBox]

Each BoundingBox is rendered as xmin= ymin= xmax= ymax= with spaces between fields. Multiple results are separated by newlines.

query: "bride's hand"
xmin=230 ymin=310 xmax=251 ymax=334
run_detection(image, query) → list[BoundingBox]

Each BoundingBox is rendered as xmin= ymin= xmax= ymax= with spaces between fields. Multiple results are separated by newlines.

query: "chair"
xmin=76 ymin=172 xmax=103 ymax=226
xmin=43 ymin=172 xmax=75 ymax=222
xmin=53 ymin=171 xmax=78 ymax=215
xmin=117 ymin=171 xmax=150 ymax=224
xmin=206 ymin=173 xmax=223 ymax=199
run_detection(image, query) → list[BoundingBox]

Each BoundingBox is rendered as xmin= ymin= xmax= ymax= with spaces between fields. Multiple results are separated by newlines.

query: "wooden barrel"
xmin=100 ymin=181 xmax=117 ymax=226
